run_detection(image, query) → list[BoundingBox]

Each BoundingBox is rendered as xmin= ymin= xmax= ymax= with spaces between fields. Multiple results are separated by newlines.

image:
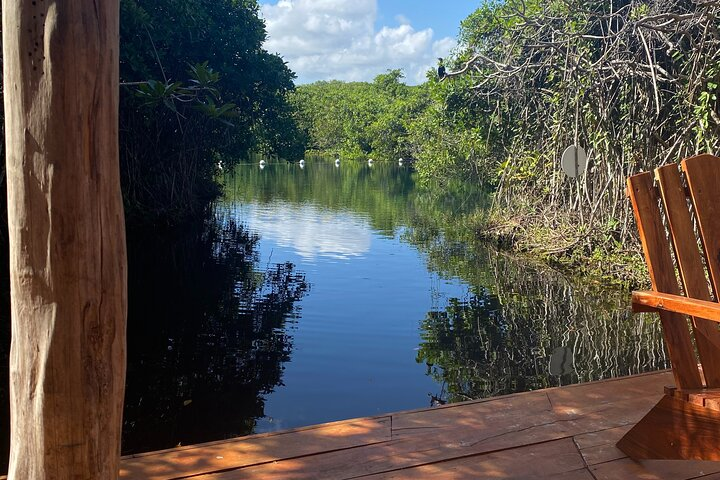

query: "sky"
xmin=259 ymin=1 xmax=481 ymax=85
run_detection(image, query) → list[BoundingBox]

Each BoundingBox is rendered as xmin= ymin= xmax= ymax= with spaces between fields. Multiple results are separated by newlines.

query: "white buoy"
xmin=335 ymin=158 xmax=340 ymax=167
xmin=299 ymin=159 xmax=305 ymax=169
xmin=368 ymin=158 xmax=374 ymax=165
xmin=259 ymin=163 xmax=265 ymax=170
xmin=259 ymin=159 xmax=266 ymax=167
xmin=398 ymin=158 xmax=404 ymax=166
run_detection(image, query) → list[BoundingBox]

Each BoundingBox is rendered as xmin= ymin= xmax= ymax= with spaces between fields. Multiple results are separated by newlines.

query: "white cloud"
xmin=433 ymin=37 xmax=458 ymax=58
xmin=260 ymin=0 xmax=456 ymax=85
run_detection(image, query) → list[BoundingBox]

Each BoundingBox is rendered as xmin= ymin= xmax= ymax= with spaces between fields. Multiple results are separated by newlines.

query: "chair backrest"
xmin=627 ymin=154 xmax=720 ymax=390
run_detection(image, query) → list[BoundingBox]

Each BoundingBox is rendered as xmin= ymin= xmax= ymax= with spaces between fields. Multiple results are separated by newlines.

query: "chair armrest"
xmin=632 ymin=290 xmax=720 ymax=322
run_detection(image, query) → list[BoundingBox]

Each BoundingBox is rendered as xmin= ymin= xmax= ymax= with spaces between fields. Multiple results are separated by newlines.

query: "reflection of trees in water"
xmin=223 ymin=162 xmax=417 ymax=236
xmin=225 ymin=162 xmax=665 ymax=404
xmin=123 ymin=211 xmax=307 ymax=454
xmin=415 ymin=240 xmax=667 ymax=403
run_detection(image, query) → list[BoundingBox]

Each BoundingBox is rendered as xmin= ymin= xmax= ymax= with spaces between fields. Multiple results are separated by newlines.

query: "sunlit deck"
xmin=120 ymin=370 xmax=720 ymax=480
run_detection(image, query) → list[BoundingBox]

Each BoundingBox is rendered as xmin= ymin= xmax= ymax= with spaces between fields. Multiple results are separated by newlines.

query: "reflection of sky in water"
xmin=221 ymin=196 xmax=466 ymax=430
xmin=214 ymin=164 xmax=663 ymax=435
xmin=234 ymin=201 xmax=371 ymax=260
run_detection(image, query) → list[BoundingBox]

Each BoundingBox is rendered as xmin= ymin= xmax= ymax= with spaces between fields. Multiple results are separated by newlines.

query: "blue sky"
xmin=259 ymin=1 xmax=480 ymax=85
xmin=374 ymin=1 xmax=475 ymax=42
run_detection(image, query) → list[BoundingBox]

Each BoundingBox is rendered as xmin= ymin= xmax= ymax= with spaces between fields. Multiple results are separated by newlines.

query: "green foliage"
xmin=290 ymin=72 xmax=429 ymax=161
xmin=693 ymin=62 xmax=720 ymax=151
xmin=133 ymin=63 xmax=238 ymax=126
xmin=119 ymin=0 xmax=305 ymax=224
xmin=406 ymin=0 xmax=720 ymax=280
xmin=134 ymin=80 xmax=184 ymax=108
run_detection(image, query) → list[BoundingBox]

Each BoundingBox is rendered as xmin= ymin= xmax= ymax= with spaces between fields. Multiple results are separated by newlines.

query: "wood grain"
xmin=110 ymin=371 xmax=720 ymax=480
xmin=632 ymin=291 xmax=720 ymax=322
xmin=627 ymin=172 xmax=701 ymax=388
xmin=591 ymin=456 xmax=720 ymax=480
xmin=360 ymin=438 xmax=588 ymax=480
xmin=121 ymin=417 xmax=391 ymax=479
xmin=682 ymin=154 xmax=720 ymax=299
xmin=656 ymin=163 xmax=720 ymax=386
xmin=2 ymin=1 xmax=126 ymax=478
xmin=617 ymin=394 xmax=720 ymax=460
xmin=618 ymin=157 xmax=720 ymax=463
xmin=186 ymin=390 xmax=659 ymax=478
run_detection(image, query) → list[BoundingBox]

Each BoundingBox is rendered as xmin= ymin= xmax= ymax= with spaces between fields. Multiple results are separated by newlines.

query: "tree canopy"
xmin=291 ymin=0 xmax=720 ymax=282
xmin=290 ymin=70 xmax=430 ymax=161
xmin=426 ymin=0 xmax=720 ymax=280
xmin=119 ymin=0 xmax=305 ymax=224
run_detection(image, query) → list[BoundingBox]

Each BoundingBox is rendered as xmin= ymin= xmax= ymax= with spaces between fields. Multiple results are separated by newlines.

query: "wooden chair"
xmin=617 ymin=153 xmax=720 ymax=460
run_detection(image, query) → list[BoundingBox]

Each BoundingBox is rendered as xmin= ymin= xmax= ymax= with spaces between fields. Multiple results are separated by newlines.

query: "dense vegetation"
xmin=0 ymin=0 xmax=305 ymax=227
xmin=441 ymin=0 xmax=720 ymax=284
xmin=291 ymin=0 xmax=720 ymax=285
xmin=290 ymin=70 xmax=430 ymax=162
xmin=119 ymin=0 xmax=305 ymax=224
xmin=2 ymin=0 xmax=719 ymax=281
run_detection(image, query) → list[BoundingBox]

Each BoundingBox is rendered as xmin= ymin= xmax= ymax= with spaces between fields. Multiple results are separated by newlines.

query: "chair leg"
xmin=617 ymin=394 xmax=720 ymax=460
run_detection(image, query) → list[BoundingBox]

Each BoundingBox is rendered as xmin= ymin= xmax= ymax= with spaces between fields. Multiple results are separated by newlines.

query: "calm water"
xmin=0 ymin=159 xmax=668 ymax=465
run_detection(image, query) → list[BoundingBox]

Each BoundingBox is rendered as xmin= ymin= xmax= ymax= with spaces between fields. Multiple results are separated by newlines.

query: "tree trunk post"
xmin=3 ymin=0 xmax=126 ymax=478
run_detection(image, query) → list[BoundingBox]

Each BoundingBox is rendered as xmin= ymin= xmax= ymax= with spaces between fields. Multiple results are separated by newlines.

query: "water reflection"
xmin=225 ymin=159 xmax=668 ymax=409
xmin=413 ymin=239 xmax=667 ymax=402
xmin=0 ymin=158 xmax=669 ymax=469
xmin=240 ymin=201 xmax=371 ymax=260
xmin=223 ymin=161 xmax=417 ymax=237
xmin=122 ymin=213 xmax=307 ymax=454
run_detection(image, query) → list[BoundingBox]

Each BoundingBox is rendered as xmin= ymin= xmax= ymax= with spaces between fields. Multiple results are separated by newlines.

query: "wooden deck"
xmin=120 ymin=370 xmax=720 ymax=479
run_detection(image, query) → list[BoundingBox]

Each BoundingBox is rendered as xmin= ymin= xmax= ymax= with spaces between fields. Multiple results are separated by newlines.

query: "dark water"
xmin=0 ymin=159 xmax=667 ymax=465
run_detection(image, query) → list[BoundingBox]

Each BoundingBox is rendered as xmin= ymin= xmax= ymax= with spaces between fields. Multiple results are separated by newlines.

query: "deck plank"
xmin=391 ymin=388 xmax=553 ymax=437
xmin=188 ymin=390 xmax=672 ymax=478
xmin=546 ymin=370 xmax=674 ymax=412
xmin=4 ymin=370 xmax=719 ymax=479
xmin=120 ymin=417 xmax=391 ymax=479
xmin=354 ymin=438 xmax=589 ymax=480
xmin=579 ymin=442 xmax=627 ymax=466
xmin=573 ymin=425 xmax=632 ymax=450
xmin=113 ymin=371 xmax=720 ymax=480
xmin=193 ymin=438 xmax=589 ymax=480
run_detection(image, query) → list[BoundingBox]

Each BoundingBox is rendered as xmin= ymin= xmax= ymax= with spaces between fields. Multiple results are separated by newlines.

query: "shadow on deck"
xmin=118 ymin=370 xmax=720 ymax=479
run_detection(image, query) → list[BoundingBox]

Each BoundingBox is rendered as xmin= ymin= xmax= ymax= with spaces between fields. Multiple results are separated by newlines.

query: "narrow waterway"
xmin=0 ymin=159 xmax=668 ymax=467
xmin=195 ymin=159 xmax=664 ymax=437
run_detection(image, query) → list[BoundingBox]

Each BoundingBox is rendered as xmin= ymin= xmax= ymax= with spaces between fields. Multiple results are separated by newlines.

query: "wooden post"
xmin=3 ymin=0 xmax=126 ymax=478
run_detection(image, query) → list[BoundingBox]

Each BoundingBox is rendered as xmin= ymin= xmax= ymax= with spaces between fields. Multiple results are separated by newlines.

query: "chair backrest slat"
xmin=627 ymin=171 xmax=703 ymax=389
xmin=656 ymin=163 xmax=720 ymax=387
xmin=682 ymin=155 xmax=720 ymax=298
